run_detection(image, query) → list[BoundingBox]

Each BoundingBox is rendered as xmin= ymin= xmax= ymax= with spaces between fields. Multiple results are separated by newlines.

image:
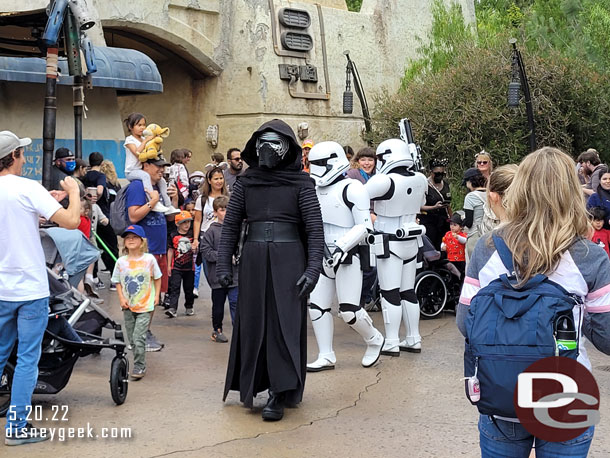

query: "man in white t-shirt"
xmin=0 ymin=131 xmax=80 ymax=446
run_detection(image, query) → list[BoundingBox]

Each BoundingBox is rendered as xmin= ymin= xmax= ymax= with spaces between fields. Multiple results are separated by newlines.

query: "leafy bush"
xmin=370 ymin=42 xmax=610 ymax=206
xmin=373 ymin=0 xmax=610 ymax=207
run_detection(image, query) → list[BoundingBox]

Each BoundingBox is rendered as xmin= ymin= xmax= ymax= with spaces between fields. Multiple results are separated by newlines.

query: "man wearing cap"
xmin=224 ymin=148 xmax=244 ymax=193
xmin=50 ymin=147 xmax=76 ymax=191
xmin=126 ymin=154 xmax=178 ymax=350
xmin=0 ymin=131 xmax=81 ymax=445
xmin=302 ymin=140 xmax=314 ymax=173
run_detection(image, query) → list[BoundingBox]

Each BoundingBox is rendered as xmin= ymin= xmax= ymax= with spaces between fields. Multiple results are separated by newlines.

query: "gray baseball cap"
xmin=0 ymin=131 xmax=31 ymax=159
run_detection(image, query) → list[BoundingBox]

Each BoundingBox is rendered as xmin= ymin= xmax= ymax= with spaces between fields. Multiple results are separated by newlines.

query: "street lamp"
xmin=507 ymin=38 xmax=536 ymax=152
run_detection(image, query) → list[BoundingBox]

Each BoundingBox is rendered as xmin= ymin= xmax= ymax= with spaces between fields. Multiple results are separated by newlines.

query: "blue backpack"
xmin=464 ymin=235 xmax=582 ymax=418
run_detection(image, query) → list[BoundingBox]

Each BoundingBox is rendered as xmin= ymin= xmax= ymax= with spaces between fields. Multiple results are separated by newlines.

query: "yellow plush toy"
xmin=139 ymin=123 xmax=170 ymax=162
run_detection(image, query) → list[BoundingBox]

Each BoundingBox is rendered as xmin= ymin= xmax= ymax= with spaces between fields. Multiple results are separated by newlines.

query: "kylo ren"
xmin=217 ymin=119 xmax=324 ymax=421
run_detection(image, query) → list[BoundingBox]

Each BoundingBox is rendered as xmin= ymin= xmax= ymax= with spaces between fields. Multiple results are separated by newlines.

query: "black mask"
xmin=256 ymin=132 xmax=289 ymax=169
xmin=433 ymin=172 xmax=445 ymax=183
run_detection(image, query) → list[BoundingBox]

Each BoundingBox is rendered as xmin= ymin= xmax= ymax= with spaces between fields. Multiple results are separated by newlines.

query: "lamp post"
xmin=507 ymin=38 xmax=536 ymax=152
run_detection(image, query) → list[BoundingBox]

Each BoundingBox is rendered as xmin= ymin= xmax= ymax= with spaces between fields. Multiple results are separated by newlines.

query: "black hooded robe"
xmin=217 ymin=120 xmax=324 ymax=407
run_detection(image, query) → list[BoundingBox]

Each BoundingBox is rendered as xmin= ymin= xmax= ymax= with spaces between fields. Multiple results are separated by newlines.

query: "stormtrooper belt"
xmin=247 ymin=221 xmax=300 ymax=242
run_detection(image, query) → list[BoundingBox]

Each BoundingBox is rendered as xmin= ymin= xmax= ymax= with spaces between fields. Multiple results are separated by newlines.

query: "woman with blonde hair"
xmin=474 ymin=150 xmax=493 ymax=181
xmin=100 ymin=160 xmax=122 ymax=200
xmin=458 ymin=147 xmax=610 ymax=456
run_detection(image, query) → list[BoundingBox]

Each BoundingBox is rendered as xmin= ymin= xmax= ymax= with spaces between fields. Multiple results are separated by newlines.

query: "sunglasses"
xmin=476 ymin=161 xmax=489 ymax=165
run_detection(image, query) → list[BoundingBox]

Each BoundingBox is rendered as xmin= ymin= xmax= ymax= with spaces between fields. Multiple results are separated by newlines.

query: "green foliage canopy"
xmin=370 ymin=0 xmax=610 ymax=205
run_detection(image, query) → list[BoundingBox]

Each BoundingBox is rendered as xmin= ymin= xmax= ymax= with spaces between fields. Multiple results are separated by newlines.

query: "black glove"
xmin=296 ymin=274 xmax=316 ymax=298
xmin=218 ymin=274 xmax=233 ymax=288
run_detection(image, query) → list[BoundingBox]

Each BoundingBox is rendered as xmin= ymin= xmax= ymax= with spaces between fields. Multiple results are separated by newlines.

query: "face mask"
xmin=63 ymin=160 xmax=76 ymax=173
xmin=433 ymin=172 xmax=445 ymax=183
xmin=256 ymin=132 xmax=289 ymax=169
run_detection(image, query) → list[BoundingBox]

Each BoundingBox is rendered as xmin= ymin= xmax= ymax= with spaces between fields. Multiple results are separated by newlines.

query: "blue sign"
xmin=23 ymin=139 xmax=126 ymax=181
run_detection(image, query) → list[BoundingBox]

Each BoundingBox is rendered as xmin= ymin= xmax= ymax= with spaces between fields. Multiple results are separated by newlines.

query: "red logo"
xmin=514 ymin=357 xmax=600 ymax=441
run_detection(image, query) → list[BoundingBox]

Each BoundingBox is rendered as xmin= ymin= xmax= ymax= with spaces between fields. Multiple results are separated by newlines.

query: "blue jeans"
xmin=194 ymin=260 xmax=211 ymax=290
xmin=194 ymin=263 xmax=202 ymax=290
xmin=0 ymin=298 xmax=49 ymax=431
xmin=479 ymin=415 xmax=594 ymax=458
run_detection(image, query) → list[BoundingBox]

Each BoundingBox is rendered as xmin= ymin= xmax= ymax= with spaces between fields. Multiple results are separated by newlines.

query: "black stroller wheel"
xmin=415 ymin=271 xmax=448 ymax=318
xmin=0 ymin=363 xmax=14 ymax=417
xmin=110 ymin=356 xmax=128 ymax=405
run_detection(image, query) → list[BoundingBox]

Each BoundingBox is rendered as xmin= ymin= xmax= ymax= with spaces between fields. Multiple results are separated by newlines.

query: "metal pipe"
xmin=510 ymin=39 xmax=536 ymax=152
xmin=43 ymin=48 xmax=59 ymax=190
xmin=517 ymin=48 xmax=536 ymax=152
xmin=65 ymin=11 xmax=84 ymax=158
xmin=74 ymin=76 xmax=83 ymax=159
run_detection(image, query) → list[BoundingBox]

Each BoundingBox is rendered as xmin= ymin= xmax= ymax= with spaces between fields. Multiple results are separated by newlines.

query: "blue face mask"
xmin=63 ymin=160 xmax=76 ymax=172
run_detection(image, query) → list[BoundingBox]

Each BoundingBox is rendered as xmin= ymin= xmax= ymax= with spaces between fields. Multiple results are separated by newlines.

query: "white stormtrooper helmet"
xmin=308 ymin=141 xmax=350 ymax=187
xmin=375 ymin=139 xmax=414 ymax=174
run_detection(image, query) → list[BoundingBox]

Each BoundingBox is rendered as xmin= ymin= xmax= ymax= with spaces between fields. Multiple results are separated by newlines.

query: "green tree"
xmin=345 ymin=0 xmax=363 ymax=12
xmin=372 ymin=42 xmax=610 ymax=206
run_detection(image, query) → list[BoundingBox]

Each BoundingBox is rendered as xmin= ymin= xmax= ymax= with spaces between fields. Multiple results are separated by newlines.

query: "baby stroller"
xmin=415 ymin=236 xmax=463 ymax=318
xmin=0 ymin=229 xmax=129 ymax=417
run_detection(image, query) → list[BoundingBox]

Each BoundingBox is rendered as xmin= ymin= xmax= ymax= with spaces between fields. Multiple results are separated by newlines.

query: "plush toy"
xmin=139 ymin=124 xmax=170 ymax=162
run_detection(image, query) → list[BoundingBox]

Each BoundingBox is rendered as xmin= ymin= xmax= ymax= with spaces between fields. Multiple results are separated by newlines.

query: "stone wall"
xmin=0 ymin=0 xmax=475 ymax=174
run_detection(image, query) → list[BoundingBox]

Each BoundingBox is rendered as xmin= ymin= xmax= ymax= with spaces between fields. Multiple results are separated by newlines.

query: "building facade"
xmin=0 ymin=0 xmax=475 ymax=176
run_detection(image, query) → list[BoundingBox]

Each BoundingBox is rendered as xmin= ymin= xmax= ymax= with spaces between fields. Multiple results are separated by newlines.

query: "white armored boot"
xmin=399 ymin=300 xmax=422 ymax=353
xmin=380 ymin=301 xmax=403 ymax=356
xmin=340 ymin=308 xmax=385 ymax=367
xmin=307 ymin=307 xmax=336 ymax=372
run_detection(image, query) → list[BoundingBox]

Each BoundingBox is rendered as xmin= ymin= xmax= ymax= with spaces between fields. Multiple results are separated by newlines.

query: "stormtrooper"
xmin=365 ymin=139 xmax=428 ymax=356
xmin=307 ymin=141 xmax=385 ymax=371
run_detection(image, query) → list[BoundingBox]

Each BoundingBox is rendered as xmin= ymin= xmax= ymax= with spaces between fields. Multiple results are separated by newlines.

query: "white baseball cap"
xmin=0 ymin=131 xmax=31 ymax=159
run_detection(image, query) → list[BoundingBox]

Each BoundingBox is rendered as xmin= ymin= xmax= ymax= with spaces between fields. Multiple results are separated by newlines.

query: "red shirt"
xmin=443 ymin=230 xmax=467 ymax=262
xmin=591 ymin=229 xmax=610 ymax=258
xmin=78 ymin=216 xmax=91 ymax=239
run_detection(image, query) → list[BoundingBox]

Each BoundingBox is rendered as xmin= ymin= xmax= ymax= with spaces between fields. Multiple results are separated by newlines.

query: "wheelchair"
xmin=415 ymin=238 xmax=463 ymax=318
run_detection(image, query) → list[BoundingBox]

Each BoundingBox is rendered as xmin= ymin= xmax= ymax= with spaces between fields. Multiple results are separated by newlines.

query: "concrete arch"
xmin=101 ymin=19 xmax=222 ymax=78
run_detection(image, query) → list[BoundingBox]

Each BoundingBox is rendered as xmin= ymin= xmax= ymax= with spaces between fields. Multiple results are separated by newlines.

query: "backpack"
xmin=463 ymin=234 xmax=582 ymax=418
xmin=109 ymin=183 xmax=131 ymax=235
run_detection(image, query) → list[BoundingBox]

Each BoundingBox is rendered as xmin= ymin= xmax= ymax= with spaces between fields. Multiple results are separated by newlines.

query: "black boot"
xmin=262 ymin=391 xmax=285 ymax=421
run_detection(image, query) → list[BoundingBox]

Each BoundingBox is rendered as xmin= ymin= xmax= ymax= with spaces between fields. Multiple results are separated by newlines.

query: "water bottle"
xmin=555 ymin=315 xmax=577 ymax=351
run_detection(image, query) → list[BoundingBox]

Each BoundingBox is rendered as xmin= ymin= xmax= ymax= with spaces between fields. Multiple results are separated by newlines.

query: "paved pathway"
xmin=3 ymin=277 xmax=610 ymax=457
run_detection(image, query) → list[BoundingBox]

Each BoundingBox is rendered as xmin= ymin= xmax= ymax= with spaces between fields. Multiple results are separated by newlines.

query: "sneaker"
xmin=211 ymin=329 xmax=228 ymax=343
xmin=145 ymin=330 xmax=164 ymax=352
xmin=131 ymin=366 xmax=146 ymax=380
xmin=88 ymin=296 xmax=104 ymax=305
xmin=94 ymin=278 xmax=105 ymax=289
xmin=109 ymin=284 xmax=117 ymax=292
xmin=185 ymin=308 xmax=194 ymax=316
xmin=193 ymin=288 xmax=199 ymax=298
xmin=164 ymin=205 xmax=181 ymax=217
xmin=165 ymin=308 xmax=177 ymax=318
xmin=5 ymin=423 xmax=50 ymax=446
xmin=83 ymin=282 xmax=100 ymax=298
xmin=152 ymin=201 xmax=169 ymax=213
xmin=162 ymin=295 xmax=171 ymax=310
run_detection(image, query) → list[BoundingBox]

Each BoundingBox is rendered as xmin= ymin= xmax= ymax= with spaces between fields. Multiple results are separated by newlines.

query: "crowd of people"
xmin=3 ymin=117 xmax=610 ymax=456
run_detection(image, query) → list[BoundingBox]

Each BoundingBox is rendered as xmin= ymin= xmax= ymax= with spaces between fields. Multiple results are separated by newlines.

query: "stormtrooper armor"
xmin=307 ymin=141 xmax=385 ymax=371
xmin=365 ymin=139 xmax=428 ymax=356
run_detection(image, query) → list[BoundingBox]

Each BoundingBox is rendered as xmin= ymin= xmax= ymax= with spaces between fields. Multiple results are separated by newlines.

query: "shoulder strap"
xmin=492 ymin=234 xmax=514 ymax=273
